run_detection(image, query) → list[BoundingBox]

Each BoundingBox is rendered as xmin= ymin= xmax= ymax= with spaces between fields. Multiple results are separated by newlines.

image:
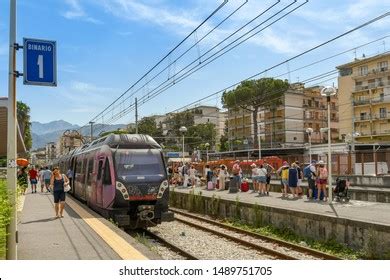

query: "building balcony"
xmin=354 ymin=115 xmax=371 ymax=122
xmin=353 ymin=99 xmax=370 ymax=106
xmin=372 ymin=113 xmax=390 ymax=120
xmin=352 ymin=67 xmax=390 ymax=79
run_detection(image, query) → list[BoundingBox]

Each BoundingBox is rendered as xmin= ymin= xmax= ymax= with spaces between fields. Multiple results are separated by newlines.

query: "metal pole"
xmin=135 ymin=97 xmax=138 ymax=134
xmin=309 ymin=133 xmax=312 ymax=163
xmin=182 ymin=134 xmax=185 ymax=162
xmin=258 ymin=133 xmax=261 ymax=160
xmin=206 ymin=147 xmax=209 ymax=163
xmin=327 ymin=96 xmax=333 ymax=203
xmin=6 ymin=0 xmax=17 ymax=260
xmin=89 ymin=121 xmax=94 ymax=142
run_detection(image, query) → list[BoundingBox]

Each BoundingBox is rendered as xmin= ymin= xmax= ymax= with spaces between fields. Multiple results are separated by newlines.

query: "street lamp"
xmin=320 ymin=86 xmax=337 ymax=203
xmin=204 ymin=142 xmax=210 ymax=163
xmin=179 ymin=126 xmax=187 ymax=162
xmin=306 ymin=127 xmax=313 ymax=163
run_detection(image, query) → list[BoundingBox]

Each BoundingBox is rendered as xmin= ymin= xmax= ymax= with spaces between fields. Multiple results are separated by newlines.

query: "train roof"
xmin=83 ymin=134 xmax=161 ymax=153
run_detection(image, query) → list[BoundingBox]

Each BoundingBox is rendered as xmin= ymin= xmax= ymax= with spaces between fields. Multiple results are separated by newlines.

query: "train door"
xmin=96 ymin=157 xmax=105 ymax=207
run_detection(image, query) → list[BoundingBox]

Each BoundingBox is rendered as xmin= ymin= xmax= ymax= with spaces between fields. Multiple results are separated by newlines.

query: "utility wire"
xmin=80 ymin=0 xmax=229 ymax=130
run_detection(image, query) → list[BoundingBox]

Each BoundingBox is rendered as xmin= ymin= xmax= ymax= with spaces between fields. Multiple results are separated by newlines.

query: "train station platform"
xmin=171 ymin=186 xmax=390 ymax=256
xmin=17 ymin=190 xmax=155 ymax=260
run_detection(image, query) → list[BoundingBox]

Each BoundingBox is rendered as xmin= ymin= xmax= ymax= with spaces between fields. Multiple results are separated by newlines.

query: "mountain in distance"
xmin=32 ymin=120 xmax=79 ymax=135
xmin=31 ymin=120 xmax=125 ymax=150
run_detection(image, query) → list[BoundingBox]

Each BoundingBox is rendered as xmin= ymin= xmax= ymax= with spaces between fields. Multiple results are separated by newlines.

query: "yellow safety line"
xmin=66 ymin=197 xmax=148 ymax=260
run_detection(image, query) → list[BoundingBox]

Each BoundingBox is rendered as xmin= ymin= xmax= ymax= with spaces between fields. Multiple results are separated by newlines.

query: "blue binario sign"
xmin=23 ymin=38 xmax=57 ymax=86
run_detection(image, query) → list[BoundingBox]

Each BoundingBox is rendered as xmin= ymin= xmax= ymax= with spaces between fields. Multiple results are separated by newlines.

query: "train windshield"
xmin=115 ymin=149 xmax=165 ymax=177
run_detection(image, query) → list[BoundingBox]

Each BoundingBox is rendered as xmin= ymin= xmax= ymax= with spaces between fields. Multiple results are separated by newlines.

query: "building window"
xmin=379 ymin=108 xmax=387 ymax=118
xmin=339 ymin=67 xmax=352 ymax=76
xmin=378 ymin=61 xmax=388 ymax=72
xmin=360 ymin=112 xmax=367 ymax=120
xmin=359 ymin=66 xmax=368 ymax=76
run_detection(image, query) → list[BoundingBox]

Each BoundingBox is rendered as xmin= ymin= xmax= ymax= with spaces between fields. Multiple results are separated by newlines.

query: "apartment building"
xmin=56 ymin=130 xmax=83 ymax=156
xmin=226 ymin=84 xmax=340 ymax=150
xmin=337 ymin=52 xmax=390 ymax=143
xmin=227 ymin=87 xmax=306 ymax=149
xmin=154 ymin=105 xmax=227 ymax=145
xmin=303 ymin=85 xmax=339 ymax=143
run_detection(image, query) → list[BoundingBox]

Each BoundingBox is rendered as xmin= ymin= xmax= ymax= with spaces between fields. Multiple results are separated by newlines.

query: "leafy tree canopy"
xmin=222 ymin=78 xmax=289 ymax=110
xmin=17 ymin=101 xmax=32 ymax=151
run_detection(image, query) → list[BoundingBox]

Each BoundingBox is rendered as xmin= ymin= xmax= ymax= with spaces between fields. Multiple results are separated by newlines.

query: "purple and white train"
xmin=54 ymin=134 xmax=173 ymax=228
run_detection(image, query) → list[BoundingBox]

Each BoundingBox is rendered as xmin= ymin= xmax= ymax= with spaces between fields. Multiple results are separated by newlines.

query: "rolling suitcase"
xmin=207 ymin=181 xmax=214 ymax=190
xmin=229 ymin=177 xmax=239 ymax=193
xmin=240 ymin=181 xmax=249 ymax=192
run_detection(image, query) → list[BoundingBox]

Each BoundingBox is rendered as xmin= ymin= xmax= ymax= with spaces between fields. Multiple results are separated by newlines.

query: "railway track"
xmin=170 ymin=207 xmax=342 ymax=260
xmin=138 ymin=229 xmax=199 ymax=260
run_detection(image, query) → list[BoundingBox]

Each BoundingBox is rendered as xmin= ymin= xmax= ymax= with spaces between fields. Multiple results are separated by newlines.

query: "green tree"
xmin=221 ymin=78 xmax=289 ymax=148
xmin=137 ymin=116 xmax=162 ymax=137
xmin=219 ymin=134 xmax=229 ymax=152
xmin=17 ymin=101 xmax=32 ymax=150
xmin=187 ymin=123 xmax=216 ymax=151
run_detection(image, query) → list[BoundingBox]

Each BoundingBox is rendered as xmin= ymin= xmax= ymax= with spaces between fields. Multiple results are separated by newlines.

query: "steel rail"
xmin=140 ymin=229 xmax=199 ymax=260
xmin=171 ymin=208 xmax=342 ymax=260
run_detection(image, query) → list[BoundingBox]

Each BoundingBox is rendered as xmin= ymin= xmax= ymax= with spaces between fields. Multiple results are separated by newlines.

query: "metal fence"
xmin=205 ymin=150 xmax=390 ymax=177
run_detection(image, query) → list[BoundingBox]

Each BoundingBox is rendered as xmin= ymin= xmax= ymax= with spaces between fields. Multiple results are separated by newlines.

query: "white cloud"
xmin=99 ymin=0 xmax=199 ymax=31
xmin=70 ymin=81 xmax=116 ymax=93
xmin=63 ymin=0 xmax=103 ymax=24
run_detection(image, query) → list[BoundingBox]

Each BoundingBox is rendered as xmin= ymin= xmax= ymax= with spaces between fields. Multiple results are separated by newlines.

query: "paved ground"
xmin=18 ymin=191 xmax=121 ymax=260
xmin=173 ymin=186 xmax=390 ymax=226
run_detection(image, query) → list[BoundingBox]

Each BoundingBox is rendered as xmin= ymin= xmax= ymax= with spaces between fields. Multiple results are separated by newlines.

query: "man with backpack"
xmin=303 ymin=160 xmax=317 ymax=199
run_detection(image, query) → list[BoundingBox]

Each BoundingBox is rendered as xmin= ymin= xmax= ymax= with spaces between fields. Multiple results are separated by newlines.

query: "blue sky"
xmin=0 ymin=0 xmax=389 ymax=127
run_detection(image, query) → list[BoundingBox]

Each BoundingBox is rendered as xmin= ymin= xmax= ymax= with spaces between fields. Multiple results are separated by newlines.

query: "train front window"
xmin=115 ymin=150 xmax=164 ymax=177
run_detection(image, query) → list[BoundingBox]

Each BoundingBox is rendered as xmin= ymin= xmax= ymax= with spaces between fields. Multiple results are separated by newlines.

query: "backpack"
xmin=303 ymin=165 xmax=312 ymax=179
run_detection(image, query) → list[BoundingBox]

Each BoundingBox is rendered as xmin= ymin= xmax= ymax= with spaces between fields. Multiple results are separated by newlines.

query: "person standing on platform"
xmin=218 ymin=165 xmax=227 ymax=191
xmin=316 ymin=161 xmax=328 ymax=202
xmin=295 ymin=161 xmax=303 ymax=197
xmin=66 ymin=168 xmax=74 ymax=189
xmin=288 ymin=162 xmax=299 ymax=198
xmin=38 ymin=167 xmax=45 ymax=192
xmin=17 ymin=167 xmax=28 ymax=195
xmin=230 ymin=160 xmax=242 ymax=192
xmin=182 ymin=162 xmax=190 ymax=187
xmin=50 ymin=167 xmax=69 ymax=218
xmin=28 ymin=166 xmax=38 ymax=193
xmin=257 ymin=164 xmax=268 ymax=196
xmin=304 ymin=160 xmax=317 ymax=199
xmin=43 ymin=167 xmax=52 ymax=192
xmin=264 ymin=160 xmax=274 ymax=196
xmin=250 ymin=163 xmax=259 ymax=193
xmin=277 ymin=161 xmax=290 ymax=197
xmin=189 ymin=165 xmax=196 ymax=188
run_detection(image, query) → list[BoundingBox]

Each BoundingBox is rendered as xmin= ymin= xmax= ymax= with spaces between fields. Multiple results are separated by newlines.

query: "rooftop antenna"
xmin=353 ymin=48 xmax=357 ymax=60
xmin=383 ymin=40 xmax=386 ymax=52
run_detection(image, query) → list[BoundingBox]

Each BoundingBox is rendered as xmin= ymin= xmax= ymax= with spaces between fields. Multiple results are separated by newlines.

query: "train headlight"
xmin=157 ymin=180 xmax=169 ymax=199
xmin=116 ymin=181 xmax=129 ymax=200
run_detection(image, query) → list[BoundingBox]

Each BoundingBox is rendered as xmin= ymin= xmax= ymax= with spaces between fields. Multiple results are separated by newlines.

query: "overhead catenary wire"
xmin=79 ymin=0 xmax=230 ymax=131
xmin=101 ymin=9 xmax=390 ymax=130
xmin=125 ymin=0 xmax=303 ymax=114
xmin=93 ymin=11 xmax=390 ymax=134
xmin=86 ymin=0 xmax=303 ymax=131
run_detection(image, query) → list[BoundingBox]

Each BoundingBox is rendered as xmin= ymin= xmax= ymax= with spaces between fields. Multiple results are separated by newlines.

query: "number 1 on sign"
xmin=37 ymin=55 xmax=44 ymax=78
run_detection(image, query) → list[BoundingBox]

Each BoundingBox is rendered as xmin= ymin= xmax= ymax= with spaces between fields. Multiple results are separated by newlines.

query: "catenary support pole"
xmin=6 ymin=0 xmax=17 ymax=260
xmin=135 ymin=97 xmax=138 ymax=134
